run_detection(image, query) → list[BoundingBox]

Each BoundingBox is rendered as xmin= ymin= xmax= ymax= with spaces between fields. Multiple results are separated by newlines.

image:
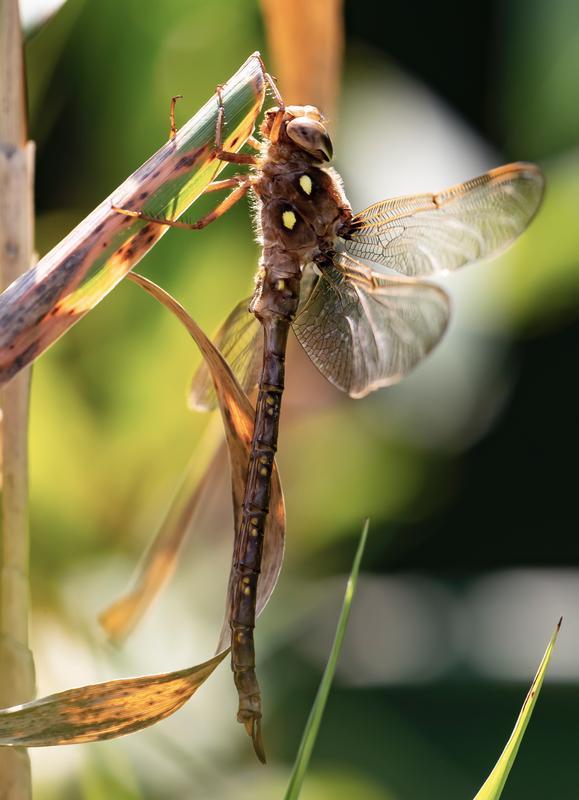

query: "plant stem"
xmin=0 ymin=0 xmax=36 ymax=797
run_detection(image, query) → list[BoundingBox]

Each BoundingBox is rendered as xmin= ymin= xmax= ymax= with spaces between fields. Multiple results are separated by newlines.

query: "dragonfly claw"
xmin=244 ymin=716 xmax=266 ymax=764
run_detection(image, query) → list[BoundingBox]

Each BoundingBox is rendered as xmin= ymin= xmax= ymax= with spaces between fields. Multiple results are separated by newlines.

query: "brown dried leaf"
xmin=0 ymin=653 xmax=226 ymax=746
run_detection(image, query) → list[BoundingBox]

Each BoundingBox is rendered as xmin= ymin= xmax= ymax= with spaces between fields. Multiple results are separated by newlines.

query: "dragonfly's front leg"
xmin=112 ymin=83 xmax=259 ymax=230
xmin=212 ymin=85 xmax=260 ymax=166
xmin=112 ymin=175 xmax=253 ymax=231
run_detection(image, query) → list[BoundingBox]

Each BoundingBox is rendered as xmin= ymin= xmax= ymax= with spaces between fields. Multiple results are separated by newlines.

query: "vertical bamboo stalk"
xmin=0 ymin=0 xmax=36 ymax=797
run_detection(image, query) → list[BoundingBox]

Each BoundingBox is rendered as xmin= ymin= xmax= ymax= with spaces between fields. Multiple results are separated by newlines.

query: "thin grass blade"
xmin=284 ymin=519 xmax=369 ymax=800
xmin=0 ymin=52 xmax=266 ymax=385
xmin=473 ymin=619 xmax=562 ymax=800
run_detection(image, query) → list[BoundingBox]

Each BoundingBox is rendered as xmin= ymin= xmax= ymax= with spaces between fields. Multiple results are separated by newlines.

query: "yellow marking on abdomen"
xmin=299 ymin=174 xmax=313 ymax=195
xmin=282 ymin=210 xmax=297 ymax=229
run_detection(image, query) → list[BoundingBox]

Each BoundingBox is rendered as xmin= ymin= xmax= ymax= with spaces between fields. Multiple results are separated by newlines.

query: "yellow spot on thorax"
xmin=282 ymin=210 xmax=297 ymax=229
xmin=299 ymin=174 xmax=313 ymax=195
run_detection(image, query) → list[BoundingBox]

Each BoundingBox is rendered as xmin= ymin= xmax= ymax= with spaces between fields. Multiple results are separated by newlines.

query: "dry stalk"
xmin=0 ymin=0 xmax=36 ymax=797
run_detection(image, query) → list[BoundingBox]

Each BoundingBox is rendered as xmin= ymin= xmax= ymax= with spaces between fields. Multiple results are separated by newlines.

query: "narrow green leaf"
xmin=473 ymin=619 xmax=562 ymax=800
xmin=284 ymin=520 xmax=369 ymax=800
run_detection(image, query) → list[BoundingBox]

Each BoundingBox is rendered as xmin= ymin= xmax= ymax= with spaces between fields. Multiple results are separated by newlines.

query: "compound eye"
xmin=286 ymin=117 xmax=333 ymax=162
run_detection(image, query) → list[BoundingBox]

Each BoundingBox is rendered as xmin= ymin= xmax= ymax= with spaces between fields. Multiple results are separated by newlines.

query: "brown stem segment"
xmin=230 ymin=276 xmax=301 ymax=763
xmin=0 ymin=0 xmax=36 ymax=795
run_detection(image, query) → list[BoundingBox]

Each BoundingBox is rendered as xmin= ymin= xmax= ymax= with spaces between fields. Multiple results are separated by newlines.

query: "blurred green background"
xmin=14 ymin=0 xmax=579 ymax=797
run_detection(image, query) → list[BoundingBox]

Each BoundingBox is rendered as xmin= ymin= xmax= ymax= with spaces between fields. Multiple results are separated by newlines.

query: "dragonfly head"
xmin=263 ymin=105 xmax=333 ymax=163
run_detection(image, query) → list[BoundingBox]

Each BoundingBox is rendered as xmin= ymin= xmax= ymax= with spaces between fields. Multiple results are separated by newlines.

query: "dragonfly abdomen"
xmin=230 ymin=270 xmax=302 ymax=762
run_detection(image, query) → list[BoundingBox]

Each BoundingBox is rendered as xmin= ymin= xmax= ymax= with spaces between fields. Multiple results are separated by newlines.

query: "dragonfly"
xmin=114 ymin=80 xmax=544 ymax=761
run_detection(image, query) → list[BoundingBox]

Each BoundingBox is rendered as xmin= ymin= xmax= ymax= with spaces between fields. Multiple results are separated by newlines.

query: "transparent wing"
xmin=292 ymin=254 xmax=450 ymax=398
xmin=188 ymin=269 xmax=318 ymax=412
xmin=342 ymin=162 xmax=544 ymax=276
xmin=298 ymin=262 xmax=320 ymax=310
xmin=189 ymin=297 xmax=263 ymax=411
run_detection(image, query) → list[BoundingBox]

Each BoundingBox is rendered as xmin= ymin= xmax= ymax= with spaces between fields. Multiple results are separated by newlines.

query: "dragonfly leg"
xmin=204 ymin=175 xmax=249 ymax=193
xmin=261 ymin=71 xmax=286 ymax=143
xmin=254 ymin=53 xmax=285 ymax=109
xmin=112 ymin=177 xmax=251 ymax=231
xmin=213 ymin=85 xmax=259 ymax=166
xmin=168 ymin=95 xmax=183 ymax=140
xmin=246 ymin=136 xmax=262 ymax=152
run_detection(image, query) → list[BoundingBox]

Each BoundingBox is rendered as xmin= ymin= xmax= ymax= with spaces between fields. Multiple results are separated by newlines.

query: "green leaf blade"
xmin=284 ymin=519 xmax=369 ymax=800
xmin=473 ymin=619 xmax=561 ymax=800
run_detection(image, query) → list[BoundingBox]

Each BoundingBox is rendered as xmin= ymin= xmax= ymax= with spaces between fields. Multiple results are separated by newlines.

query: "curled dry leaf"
xmin=125 ymin=273 xmax=285 ymax=654
xmin=0 ymin=274 xmax=285 ymax=745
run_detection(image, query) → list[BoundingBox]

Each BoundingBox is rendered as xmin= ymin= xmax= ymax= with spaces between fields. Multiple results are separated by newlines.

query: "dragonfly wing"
xmin=189 ymin=297 xmax=263 ymax=411
xmin=292 ymin=254 xmax=450 ymax=398
xmin=298 ymin=263 xmax=320 ymax=310
xmin=342 ymin=162 xmax=544 ymax=276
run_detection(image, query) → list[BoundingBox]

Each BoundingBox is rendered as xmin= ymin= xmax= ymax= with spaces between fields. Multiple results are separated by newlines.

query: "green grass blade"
xmin=284 ymin=519 xmax=369 ymax=800
xmin=473 ymin=619 xmax=562 ymax=800
xmin=0 ymin=52 xmax=266 ymax=385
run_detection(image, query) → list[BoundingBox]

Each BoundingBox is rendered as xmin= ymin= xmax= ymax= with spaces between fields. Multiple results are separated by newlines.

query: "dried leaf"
xmin=0 ymin=654 xmax=226 ymax=746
